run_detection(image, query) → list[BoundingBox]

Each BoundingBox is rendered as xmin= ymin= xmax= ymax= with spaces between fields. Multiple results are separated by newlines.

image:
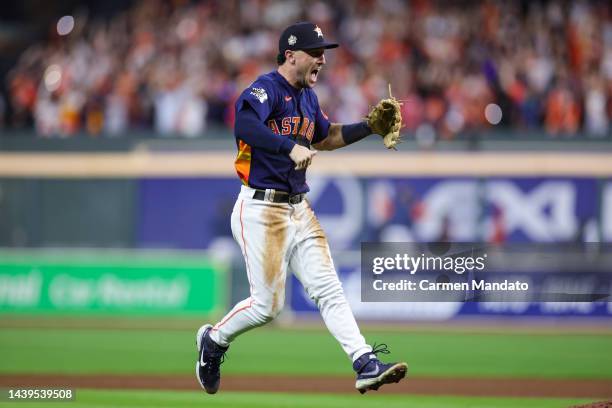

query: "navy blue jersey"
xmin=234 ymin=71 xmax=331 ymax=194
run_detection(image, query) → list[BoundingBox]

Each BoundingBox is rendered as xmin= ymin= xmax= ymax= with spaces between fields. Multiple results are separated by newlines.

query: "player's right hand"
xmin=289 ymin=145 xmax=317 ymax=170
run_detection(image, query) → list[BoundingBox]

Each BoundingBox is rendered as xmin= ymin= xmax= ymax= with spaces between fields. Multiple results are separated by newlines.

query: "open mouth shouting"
xmin=308 ymin=65 xmax=323 ymax=86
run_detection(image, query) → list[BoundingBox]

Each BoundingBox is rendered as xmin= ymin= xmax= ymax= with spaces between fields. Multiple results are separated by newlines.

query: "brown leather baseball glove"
xmin=366 ymin=85 xmax=402 ymax=150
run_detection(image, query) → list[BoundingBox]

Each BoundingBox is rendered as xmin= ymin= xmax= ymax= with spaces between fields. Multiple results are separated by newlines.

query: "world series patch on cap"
xmin=279 ymin=22 xmax=339 ymax=54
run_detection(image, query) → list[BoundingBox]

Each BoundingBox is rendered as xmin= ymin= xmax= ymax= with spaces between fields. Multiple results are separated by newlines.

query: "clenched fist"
xmin=289 ymin=145 xmax=317 ymax=170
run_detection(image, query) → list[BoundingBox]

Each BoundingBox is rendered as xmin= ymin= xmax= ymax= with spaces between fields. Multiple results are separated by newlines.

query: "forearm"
xmin=235 ymin=107 xmax=296 ymax=154
xmin=313 ymin=122 xmax=372 ymax=151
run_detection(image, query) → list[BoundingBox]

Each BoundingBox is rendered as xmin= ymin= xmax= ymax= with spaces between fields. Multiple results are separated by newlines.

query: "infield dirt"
xmin=1 ymin=374 xmax=611 ymax=399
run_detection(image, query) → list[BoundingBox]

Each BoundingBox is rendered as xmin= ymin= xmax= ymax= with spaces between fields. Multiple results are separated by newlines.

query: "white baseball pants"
xmin=210 ymin=185 xmax=372 ymax=362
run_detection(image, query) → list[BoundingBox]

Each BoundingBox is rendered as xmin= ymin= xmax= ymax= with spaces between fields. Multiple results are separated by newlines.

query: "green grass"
xmin=0 ymin=327 xmax=611 ymax=379
xmin=0 ymin=389 xmax=596 ymax=408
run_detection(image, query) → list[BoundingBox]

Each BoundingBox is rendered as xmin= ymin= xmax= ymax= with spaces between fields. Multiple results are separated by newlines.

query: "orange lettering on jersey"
xmin=281 ymin=117 xmax=291 ymax=135
xmin=291 ymin=116 xmax=300 ymax=135
xmin=291 ymin=117 xmax=301 ymax=134
xmin=268 ymin=120 xmax=280 ymax=135
xmin=306 ymin=121 xmax=315 ymax=141
xmin=299 ymin=117 xmax=310 ymax=136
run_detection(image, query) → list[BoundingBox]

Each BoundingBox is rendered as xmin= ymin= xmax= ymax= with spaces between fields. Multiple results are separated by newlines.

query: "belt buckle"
xmin=263 ymin=189 xmax=275 ymax=202
xmin=289 ymin=194 xmax=301 ymax=205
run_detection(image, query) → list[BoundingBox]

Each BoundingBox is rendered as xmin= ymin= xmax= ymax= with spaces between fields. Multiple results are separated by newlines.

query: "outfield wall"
xmin=1 ymin=150 xmax=612 ymax=248
xmin=2 ymin=174 xmax=611 ymax=248
xmin=1 ymin=247 xmax=610 ymax=319
xmin=0 ymin=150 xmax=610 ymax=320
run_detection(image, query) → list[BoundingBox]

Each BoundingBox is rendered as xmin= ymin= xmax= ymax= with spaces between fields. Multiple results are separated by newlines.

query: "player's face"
xmin=294 ymin=48 xmax=326 ymax=88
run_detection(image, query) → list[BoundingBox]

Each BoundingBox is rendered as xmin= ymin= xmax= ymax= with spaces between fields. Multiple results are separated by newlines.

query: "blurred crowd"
xmin=3 ymin=0 xmax=611 ymax=138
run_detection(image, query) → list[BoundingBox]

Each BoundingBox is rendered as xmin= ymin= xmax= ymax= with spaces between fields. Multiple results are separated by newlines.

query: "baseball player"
xmin=196 ymin=22 xmax=404 ymax=395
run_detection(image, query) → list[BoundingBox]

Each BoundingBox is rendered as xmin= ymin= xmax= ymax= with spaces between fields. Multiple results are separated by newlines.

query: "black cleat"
xmin=354 ymin=344 xmax=408 ymax=394
xmin=195 ymin=324 xmax=229 ymax=394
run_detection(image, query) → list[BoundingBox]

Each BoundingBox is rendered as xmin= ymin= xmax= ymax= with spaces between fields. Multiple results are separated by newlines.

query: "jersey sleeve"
xmin=234 ymin=79 xmax=295 ymax=155
xmin=311 ymin=93 xmax=331 ymax=145
xmin=235 ymin=79 xmax=275 ymax=121
xmin=235 ymin=104 xmax=295 ymax=155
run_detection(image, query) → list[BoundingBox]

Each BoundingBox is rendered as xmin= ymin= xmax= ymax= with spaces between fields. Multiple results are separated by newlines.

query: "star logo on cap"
xmin=314 ymin=25 xmax=323 ymax=38
xmin=288 ymin=35 xmax=297 ymax=46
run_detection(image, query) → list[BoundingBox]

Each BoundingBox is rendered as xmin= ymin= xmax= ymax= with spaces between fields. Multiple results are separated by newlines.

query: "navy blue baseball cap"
xmin=279 ymin=22 xmax=339 ymax=54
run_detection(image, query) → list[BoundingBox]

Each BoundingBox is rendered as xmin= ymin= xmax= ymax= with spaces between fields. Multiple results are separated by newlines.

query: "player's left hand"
xmin=289 ymin=144 xmax=317 ymax=170
xmin=366 ymin=85 xmax=403 ymax=150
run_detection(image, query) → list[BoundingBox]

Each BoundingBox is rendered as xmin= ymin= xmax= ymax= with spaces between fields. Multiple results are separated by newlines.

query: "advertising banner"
xmin=0 ymin=250 xmax=227 ymax=315
xmin=135 ymin=177 xmax=611 ymax=250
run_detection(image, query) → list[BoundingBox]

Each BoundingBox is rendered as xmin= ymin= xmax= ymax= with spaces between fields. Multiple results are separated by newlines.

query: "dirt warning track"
xmin=1 ymin=374 xmax=611 ymax=399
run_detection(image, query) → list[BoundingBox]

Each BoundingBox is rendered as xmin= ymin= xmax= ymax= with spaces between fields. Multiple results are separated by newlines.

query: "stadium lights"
xmin=57 ymin=15 xmax=75 ymax=36
xmin=485 ymin=103 xmax=503 ymax=125
xmin=44 ymin=65 xmax=62 ymax=92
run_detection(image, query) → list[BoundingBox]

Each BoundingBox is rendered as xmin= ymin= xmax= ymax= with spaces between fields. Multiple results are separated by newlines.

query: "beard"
xmin=295 ymin=66 xmax=311 ymax=89
xmin=294 ymin=62 xmax=320 ymax=88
